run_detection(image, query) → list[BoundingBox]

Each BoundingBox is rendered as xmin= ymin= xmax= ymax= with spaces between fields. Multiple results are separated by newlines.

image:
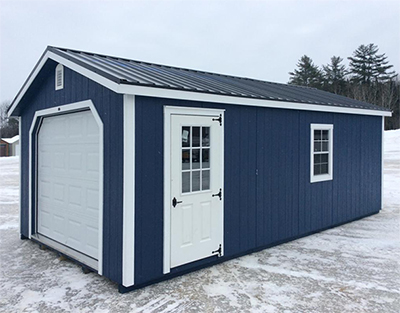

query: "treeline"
xmin=0 ymin=101 xmax=18 ymax=138
xmin=288 ymin=44 xmax=399 ymax=130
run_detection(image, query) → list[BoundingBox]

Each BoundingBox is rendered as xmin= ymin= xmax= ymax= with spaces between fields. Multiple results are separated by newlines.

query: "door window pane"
xmin=202 ymin=170 xmax=210 ymax=190
xmin=192 ymin=149 xmax=200 ymax=169
xmin=182 ymin=149 xmax=190 ymax=170
xmin=202 ymin=127 xmax=210 ymax=147
xmin=182 ymin=172 xmax=190 ymax=193
xmin=182 ymin=127 xmax=190 ymax=147
xmin=192 ymin=127 xmax=200 ymax=147
xmin=202 ymin=149 xmax=210 ymax=169
xmin=192 ymin=171 xmax=200 ymax=192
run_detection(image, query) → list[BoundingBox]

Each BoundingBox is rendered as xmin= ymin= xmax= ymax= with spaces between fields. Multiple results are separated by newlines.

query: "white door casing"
xmin=164 ymin=106 xmax=224 ymax=271
xmin=37 ymin=110 xmax=100 ymax=259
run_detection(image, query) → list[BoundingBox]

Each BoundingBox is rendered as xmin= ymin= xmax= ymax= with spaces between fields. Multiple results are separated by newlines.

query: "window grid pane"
xmin=182 ymin=126 xmax=211 ymax=193
xmin=313 ymin=128 xmax=330 ymax=177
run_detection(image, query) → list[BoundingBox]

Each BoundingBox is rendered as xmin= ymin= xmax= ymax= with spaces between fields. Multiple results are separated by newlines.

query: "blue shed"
xmin=8 ymin=46 xmax=391 ymax=292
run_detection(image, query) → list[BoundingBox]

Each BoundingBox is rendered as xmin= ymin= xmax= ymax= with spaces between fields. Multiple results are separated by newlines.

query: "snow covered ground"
xmin=0 ymin=131 xmax=399 ymax=313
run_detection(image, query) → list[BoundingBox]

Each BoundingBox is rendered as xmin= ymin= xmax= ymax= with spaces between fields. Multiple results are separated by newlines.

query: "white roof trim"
xmin=2 ymin=135 xmax=19 ymax=144
xmin=7 ymin=50 xmax=392 ymax=118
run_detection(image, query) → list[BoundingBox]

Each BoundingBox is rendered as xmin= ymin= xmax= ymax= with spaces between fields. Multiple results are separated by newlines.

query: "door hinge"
xmin=212 ymin=114 xmax=222 ymax=126
xmin=212 ymin=244 xmax=222 ymax=257
xmin=212 ymin=188 xmax=222 ymax=200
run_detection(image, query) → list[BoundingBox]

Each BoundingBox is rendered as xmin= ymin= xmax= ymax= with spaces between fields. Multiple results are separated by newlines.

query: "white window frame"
xmin=310 ymin=124 xmax=333 ymax=183
xmin=55 ymin=63 xmax=64 ymax=90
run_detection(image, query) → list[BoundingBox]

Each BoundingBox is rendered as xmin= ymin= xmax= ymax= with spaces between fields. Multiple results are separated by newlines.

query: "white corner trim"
xmin=122 ymin=94 xmax=135 ymax=287
xmin=8 ymin=49 xmax=392 ymax=118
xmin=310 ymin=124 xmax=334 ymax=183
xmin=28 ymin=100 xmax=104 ymax=274
xmin=163 ymin=105 xmax=225 ymax=274
xmin=19 ymin=116 xmax=22 ymax=236
xmin=163 ymin=107 xmax=171 ymax=274
xmin=381 ymin=116 xmax=384 ymax=210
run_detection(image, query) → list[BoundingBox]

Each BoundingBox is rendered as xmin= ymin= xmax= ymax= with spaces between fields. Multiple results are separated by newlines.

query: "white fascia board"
xmin=8 ymin=50 xmax=392 ymax=118
xmin=381 ymin=116 xmax=385 ymax=210
xmin=124 ymin=85 xmax=392 ymax=117
xmin=122 ymin=94 xmax=135 ymax=287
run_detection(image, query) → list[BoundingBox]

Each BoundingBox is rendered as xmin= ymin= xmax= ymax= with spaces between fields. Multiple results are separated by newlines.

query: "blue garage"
xmin=8 ymin=46 xmax=391 ymax=292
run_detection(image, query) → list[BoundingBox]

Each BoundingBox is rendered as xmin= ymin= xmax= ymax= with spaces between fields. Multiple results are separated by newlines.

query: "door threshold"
xmin=31 ymin=234 xmax=98 ymax=271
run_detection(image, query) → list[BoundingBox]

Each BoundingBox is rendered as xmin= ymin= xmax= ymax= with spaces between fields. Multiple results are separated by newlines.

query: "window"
xmin=55 ymin=64 xmax=64 ymax=90
xmin=182 ymin=126 xmax=210 ymax=193
xmin=310 ymin=124 xmax=333 ymax=183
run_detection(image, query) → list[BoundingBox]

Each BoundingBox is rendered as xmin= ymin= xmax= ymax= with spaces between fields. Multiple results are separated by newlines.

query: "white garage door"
xmin=37 ymin=110 xmax=100 ymax=260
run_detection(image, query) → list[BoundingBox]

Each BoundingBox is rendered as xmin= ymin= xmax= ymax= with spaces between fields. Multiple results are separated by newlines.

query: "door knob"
xmin=172 ymin=197 xmax=182 ymax=208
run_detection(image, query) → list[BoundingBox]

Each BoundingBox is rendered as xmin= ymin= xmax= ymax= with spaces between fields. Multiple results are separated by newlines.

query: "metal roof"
xmin=12 ymin=46 xmax=392 ymax=114
xmin=48 ymin=46 xmax=390 ymax=112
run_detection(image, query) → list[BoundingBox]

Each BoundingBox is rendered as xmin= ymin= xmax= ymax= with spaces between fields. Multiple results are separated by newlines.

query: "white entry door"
xmin=37 ymin=110 xmax=100 ymax=260
xmin=170 ymin=113 xmax=224 ymax=268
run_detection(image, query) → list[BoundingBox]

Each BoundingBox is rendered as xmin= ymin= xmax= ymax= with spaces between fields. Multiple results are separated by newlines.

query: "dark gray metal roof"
xmin=48 ymin=46 xmax=389 ymax=112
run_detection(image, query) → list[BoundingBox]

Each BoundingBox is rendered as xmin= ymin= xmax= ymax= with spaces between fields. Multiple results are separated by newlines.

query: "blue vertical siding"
xmin=18 ymin=60 xmax=124 ymax=284
xmin=134 ymin=95 xmax=382 ymax=287
xmin=17 ymin=59 xmax=382 ymax=289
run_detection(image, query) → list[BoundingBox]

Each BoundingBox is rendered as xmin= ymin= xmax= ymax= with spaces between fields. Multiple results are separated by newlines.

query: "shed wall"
xmin=134 ymin=95 xmax=382 ymax=286
xmin=18 ymin=60 xmax=124 ymax=283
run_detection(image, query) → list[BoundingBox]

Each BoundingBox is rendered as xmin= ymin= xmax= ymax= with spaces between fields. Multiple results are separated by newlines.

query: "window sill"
xmin=311 ymin=174 xmax=333 ymax=183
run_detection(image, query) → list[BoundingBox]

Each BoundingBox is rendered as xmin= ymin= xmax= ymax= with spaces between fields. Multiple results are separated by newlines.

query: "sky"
xmin=0 ymin=0 xmax=399 ymax=104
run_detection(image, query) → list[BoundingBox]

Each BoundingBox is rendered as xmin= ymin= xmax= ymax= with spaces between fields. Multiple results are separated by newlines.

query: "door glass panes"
xmin=182 ymin=149 xmax=190 ymax=170
xmin=202 ymin=127 xmax=210 ymax=147
xmin=182 ymin=127 xmax=190 ymax=147
xmin=182 ymin=172 xmax=190 ymax=193
xmin=192 ymin=149 xmax=200 ymax=169
xmin=192 ymin=171 xmax=200 ymax=192
xmin=202 ymin=170 xmax=210 ymax=190
xmin=192 ymin=127 xmax=200 ymax=147
xmin=181 ymin=126 xmax=211 ymax=193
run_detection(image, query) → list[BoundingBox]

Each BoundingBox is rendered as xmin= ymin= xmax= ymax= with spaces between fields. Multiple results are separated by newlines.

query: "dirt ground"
xmin=0 ymin=134 xmax=399 ymax=312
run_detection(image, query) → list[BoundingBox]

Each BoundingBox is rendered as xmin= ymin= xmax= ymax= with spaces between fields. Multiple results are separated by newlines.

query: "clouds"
xmin=0 ymin=0 xmax=399 ymax=103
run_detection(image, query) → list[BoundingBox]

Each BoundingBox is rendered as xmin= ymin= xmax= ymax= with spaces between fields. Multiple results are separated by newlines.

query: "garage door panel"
xmin=53 ymin=183 xmax=66 ymax=202
xmin=37 ymin=110 xmax=100 ymax=260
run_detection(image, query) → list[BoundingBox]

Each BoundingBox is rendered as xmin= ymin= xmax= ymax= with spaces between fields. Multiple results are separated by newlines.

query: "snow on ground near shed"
xmin=0 ymin=132 xmax=399 ymax=313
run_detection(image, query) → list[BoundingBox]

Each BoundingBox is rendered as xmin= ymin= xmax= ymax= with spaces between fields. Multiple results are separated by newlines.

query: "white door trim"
xmin=122 ymin=95 xmax=135 ymax=286
xmin=163 ymin=105 xmax=225 ymax=274
xmin=28 ymin=100 xmax=104 ymax=274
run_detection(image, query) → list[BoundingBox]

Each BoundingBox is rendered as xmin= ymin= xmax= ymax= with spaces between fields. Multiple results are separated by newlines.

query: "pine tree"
xmin=288 ymin=55 xmax=322 ymax=88
xmin=348 ymin=43 xmax=397 ymax=84
xmin=322 ymin=56 xmax=347 ymax=94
